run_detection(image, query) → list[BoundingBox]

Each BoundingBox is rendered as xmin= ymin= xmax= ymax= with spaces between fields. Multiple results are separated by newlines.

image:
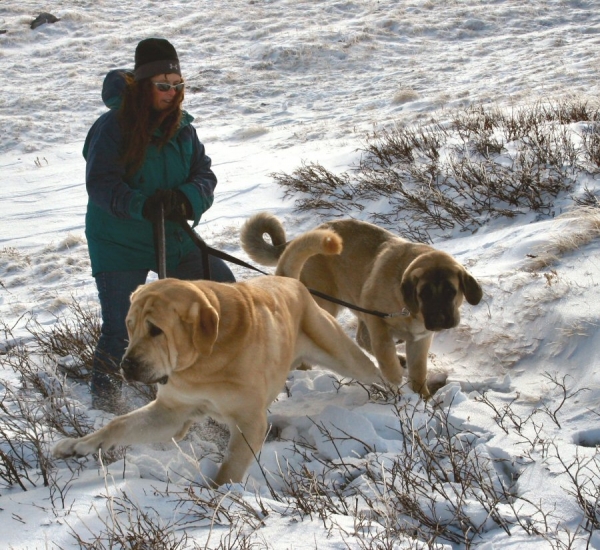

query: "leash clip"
xmin=386 ymin=308 xmax=411 ymax=318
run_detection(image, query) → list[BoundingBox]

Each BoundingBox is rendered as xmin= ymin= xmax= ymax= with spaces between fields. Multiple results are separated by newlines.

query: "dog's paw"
xmin=383 ymin=368 xmax=404 ymax=386
xmin=410 ymin=381 xmax=432 ymax=400
xmin=377 ymin=358 xmax=405 ymax=387
xmin=53 ymin=437 xmax=95 ymax=459
xmin=53 ymin=438 xmax=79 ymax=458
xmin=427 ymin=371 xmax=448 ymax=396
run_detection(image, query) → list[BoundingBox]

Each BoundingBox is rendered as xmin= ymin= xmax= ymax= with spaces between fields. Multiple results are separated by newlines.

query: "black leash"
xmin=178 ymin=220 xmax=409 ymax=320
xmin=306 ymin=289 xmax=409 ymax=319
xmin=153 ymin=205 xmax=167 ymax=279
xmin=179 ymin=220 xmax=269 ymax=278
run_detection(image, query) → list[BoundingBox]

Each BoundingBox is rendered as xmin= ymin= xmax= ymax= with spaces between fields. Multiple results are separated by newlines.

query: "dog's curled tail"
xmin=240 ymin=212 xmax=287 ymax=267
xmin=276 ymin=229 xmax=342 ymax=279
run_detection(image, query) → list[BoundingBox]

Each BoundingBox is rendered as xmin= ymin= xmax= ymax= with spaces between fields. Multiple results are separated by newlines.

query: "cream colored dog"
xmin=53 ymin=231 xmax=383 ymax=486
xmin=241 ymin=213 xmax=483 ymax=398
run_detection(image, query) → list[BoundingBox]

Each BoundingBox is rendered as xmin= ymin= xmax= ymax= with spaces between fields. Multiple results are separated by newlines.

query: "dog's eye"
xmin=148 ymin=322 xmax=163 ymax=337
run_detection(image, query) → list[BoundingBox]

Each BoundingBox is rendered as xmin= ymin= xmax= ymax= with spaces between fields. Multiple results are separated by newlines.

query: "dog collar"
xmin=385 ymin=308 xmax=411 ymax=318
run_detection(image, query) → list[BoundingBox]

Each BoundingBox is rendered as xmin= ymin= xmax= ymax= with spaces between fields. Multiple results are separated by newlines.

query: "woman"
xmin=84 ymin=38 xmax=235 ymax=411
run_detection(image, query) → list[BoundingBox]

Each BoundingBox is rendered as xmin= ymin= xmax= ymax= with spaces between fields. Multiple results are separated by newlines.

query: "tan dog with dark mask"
xmin=241 ymin=213 xmax=483 ymax=398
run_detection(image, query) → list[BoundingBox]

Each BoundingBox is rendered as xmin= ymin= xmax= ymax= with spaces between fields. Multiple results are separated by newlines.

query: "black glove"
xmin=162 ymin=189 xmax=193 ymax=221
xmin=142 ymin=189 xmax=193 ymax=223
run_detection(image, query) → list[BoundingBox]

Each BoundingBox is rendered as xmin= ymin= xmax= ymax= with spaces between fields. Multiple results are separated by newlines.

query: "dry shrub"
xmin=273 ymin=98 xmax=600 ymax=242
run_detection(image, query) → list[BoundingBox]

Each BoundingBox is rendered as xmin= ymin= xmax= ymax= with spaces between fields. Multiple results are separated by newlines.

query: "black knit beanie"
xmin=134 ymin=38 xmax=181 ymax=81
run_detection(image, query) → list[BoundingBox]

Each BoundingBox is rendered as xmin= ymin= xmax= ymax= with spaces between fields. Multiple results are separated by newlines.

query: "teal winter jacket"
xmin=83 ymin=69 xmax=217 ymax=276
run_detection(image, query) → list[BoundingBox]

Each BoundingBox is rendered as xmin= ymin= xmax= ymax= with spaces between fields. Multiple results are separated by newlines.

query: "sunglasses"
xmin=152 ymin=81 xmax=185 ymax=92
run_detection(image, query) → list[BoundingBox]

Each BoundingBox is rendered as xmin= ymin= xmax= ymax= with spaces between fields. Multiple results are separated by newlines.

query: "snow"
xmin=1 ymin=0 xmax=600 ymax=548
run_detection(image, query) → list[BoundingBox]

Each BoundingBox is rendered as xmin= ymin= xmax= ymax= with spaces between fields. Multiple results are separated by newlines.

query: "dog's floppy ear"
xmin=129 ymin=283 xmax=146 ymax=303
xmin=186 ymin=301 xmax=219 ymax=356
xmin=459 ymin=270 xmax=483 ymax=305
xmin=400 ymin=272 xmax=420 ymax=315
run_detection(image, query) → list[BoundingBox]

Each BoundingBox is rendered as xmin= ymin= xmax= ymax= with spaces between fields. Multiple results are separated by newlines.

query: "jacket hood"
xmin=101 ymin=69 xmax=132 ymax=109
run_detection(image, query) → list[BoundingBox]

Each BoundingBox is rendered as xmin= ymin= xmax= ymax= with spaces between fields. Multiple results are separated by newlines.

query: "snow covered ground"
xmin=1 ymin=1 xmax=600 ymax=548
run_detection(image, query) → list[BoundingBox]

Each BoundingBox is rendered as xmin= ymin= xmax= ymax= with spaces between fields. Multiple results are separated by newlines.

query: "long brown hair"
xmin=119 ymin=73 xmax=184 ymax=177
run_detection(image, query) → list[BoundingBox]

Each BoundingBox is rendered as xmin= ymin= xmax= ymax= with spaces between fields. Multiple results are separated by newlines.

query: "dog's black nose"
xmin=426 ymin=314 xmax=458 ymax=332
xmin=120 ymin=356 xmax=137 ymax=378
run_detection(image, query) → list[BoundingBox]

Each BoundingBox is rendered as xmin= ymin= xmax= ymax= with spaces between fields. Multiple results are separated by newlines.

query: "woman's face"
xmin=150 ymin=73 xmax=184 ymax=111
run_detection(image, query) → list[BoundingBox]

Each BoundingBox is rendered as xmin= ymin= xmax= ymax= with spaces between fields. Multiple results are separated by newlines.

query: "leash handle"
xmin=153 ymin=205 xmax=167 ymax=279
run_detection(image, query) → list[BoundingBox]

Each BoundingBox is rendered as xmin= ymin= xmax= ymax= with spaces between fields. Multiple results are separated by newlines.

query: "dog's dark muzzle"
xmin=423 ymin=311 xmax=459 ymax=332
xmin=120 ymin=355 xmax=169 ymax=385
